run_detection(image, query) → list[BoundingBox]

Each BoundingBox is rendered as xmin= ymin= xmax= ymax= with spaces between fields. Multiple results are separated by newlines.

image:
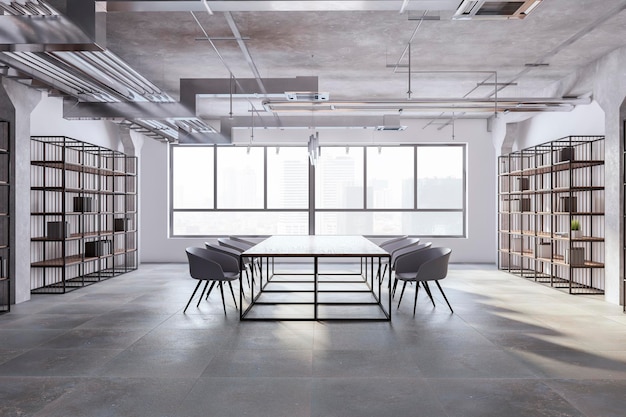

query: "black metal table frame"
xmin=239 ymin=253 xmax=391 ymax=321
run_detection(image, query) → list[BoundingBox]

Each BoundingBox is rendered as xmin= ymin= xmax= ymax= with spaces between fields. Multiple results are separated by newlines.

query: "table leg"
xmin=239 ymin=256 xmax=243 ymax=320
xmin=387 ymin=256 xmax=392 ymax=319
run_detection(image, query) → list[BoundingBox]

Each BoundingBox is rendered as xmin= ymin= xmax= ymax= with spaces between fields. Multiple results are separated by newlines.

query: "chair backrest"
xmin=391 ymin=241 xmax=432 ymax=267
xmin=371 ymin=235 xmax=408 ymax=247
xmin=204 ymin=243 xmax=242 ymax=272
xmin=382 ymin=237 xmax=420 ymax=255
xmin=395 ymin=247 xmax=452 ymax=282
xmin=206 ymin=242 xmax=240 ymax=258
xmin=186 ymin=246 xmax=239 ymax=280
xmin=380 ymin=236 xmax=413 ymax=251
xmin=229 ymin=236 xmax=264 ymax=246
xmin=186 ymin=247 xmax=224 ymax=280
xmin=217 ymin=237 xmax=251 ymax=253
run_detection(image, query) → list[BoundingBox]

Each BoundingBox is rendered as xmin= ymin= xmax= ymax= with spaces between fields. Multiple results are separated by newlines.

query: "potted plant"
xmin=570 ymin=219 xmax=581 ymax=239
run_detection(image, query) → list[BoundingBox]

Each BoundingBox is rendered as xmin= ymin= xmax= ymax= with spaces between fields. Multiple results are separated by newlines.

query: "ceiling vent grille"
xmin=375 ymin=115 xmax=407 ymax=131
xmin=453 ymin=0 xmax=542 ymax=20
xmin=285 ymin=92 xmax=329 ymax=101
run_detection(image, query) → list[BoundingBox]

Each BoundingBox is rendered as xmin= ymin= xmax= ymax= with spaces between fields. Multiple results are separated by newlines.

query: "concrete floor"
xmin=1 ymin=263 xmax=626 ymax=417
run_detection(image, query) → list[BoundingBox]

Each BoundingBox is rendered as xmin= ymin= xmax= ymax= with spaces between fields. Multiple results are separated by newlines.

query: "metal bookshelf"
xmin=498 ymin=136 xmax=605 ymax=294
xmin=0 ymin=120 xmax=10 ymax=312
xmin=30 ymin=136 xmax=138 ymax=293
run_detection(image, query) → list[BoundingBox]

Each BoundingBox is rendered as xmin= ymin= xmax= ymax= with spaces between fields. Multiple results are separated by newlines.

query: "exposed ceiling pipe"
xmin=1 ymin=51 xmax=117 ymax=101
xmin=223 ymin=11 xmax=267 ymax=95
xmin=190 ymin=10 xmax=272 ymax=129
xmin=104 ymin=1 xmax=462 ymax=13
xmin=262 ymin=97 xmax=589 ymax=113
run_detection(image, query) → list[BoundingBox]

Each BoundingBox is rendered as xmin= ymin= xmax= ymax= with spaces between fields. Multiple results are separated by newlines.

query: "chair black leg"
xmin=205 ymin=281 xmax=217 ymax=300
xmin=422 ymin=281 xmax=436 ymax=308
xmin=392 ymin=278 xmax=399 ymax=297
xmin=228 ymin=281 xmax=238 ymax=310
xmin=244 ymin=268 xmax=250 ymax=287
xmin=397 ymin=281 xmax=407 ymax=309
xmin=219 ymin=281 xmax=227 ymax=315
xmin=197 ymin=280 xmax=210 ymax=308
xmin=184 ymin=281 xmax=203 ymax=313
xmin=413 ymin=280 xmax=420 ymax=316
xmin=435 ymin=280 xmax=453 ymax=313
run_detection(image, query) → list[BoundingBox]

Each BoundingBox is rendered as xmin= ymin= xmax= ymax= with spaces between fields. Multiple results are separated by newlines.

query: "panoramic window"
xmin=170 ymin=144 xmax=465 ymax=237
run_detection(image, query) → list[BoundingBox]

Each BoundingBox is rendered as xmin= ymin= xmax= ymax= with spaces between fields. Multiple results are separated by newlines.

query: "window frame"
xmin=169 ymin=143 xmax=466 ymax=238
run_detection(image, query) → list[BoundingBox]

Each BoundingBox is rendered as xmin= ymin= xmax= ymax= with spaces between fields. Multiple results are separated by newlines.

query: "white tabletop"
xmin=243 ymin=235 xmax=389 ymax=257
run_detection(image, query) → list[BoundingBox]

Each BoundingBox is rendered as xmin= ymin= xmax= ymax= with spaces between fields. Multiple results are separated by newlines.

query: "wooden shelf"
xmin=31 ymin=212 xmax=121 ymax=216
xmin=31 ymin=186 xmax=115 ymax=195
xmin=31 ymin=160 xmax=131 ymax=177
xmin=502 ymin=160 xmax=604 ymax=176
xmin=31 ymin=230 xmax=133 ymax=241
xmin=31 ymin=249 xmax=137 ymax=267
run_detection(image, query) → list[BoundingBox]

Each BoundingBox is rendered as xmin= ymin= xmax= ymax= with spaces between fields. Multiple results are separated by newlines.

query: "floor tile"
xmin=545 ymin=379 xmax=626 ymax=417
xmin=430 ymin=378 xmax=586 ymax=417
xmin=311 ymin=377 xmax=447 ymax=417
xmin=0 ymin=348 xmax=122 ymax=376
xmin=176 ymin=377 xmax=312 ymax=417
xmin=203 ymin=349 xmax=313 ymax=377
xmin=32 ymin=377 xmax=195 ymax=417
xmin=0 ymin=376 xmax=80 ymax=416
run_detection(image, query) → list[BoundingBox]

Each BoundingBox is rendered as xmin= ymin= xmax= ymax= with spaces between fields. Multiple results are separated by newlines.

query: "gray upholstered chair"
xmin=394 ymin=247 xmax=453 ymax=315
xmin=205 ymin=242 xmax=253 ymax=287
xmin=184 ymin=247 xmax=239 ymax=314
xmin=390 ymin=242 xmax=432 ymax=293
xmin=218 ymin=237 xmax=262 ymax=277
xmin=378 ymin=237 xmax=420 ymax=281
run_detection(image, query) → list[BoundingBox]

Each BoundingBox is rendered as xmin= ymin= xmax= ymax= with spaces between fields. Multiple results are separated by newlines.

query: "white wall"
xmin=139 ymin=118 xmax=497 ymax=263
xmin=514 ymin=101 xmax=605 ymax=150
xmin=31 ymin=96 xmax=121 ymax=151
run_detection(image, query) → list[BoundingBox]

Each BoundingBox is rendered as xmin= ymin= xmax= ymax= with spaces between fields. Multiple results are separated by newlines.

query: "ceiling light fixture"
xmin=201 ymin=0 xmax=214 ymax=15
xmin=308 ymin=132 xmax=320 ymax=166
xmin=399 ymin=0 xmax=410 ymax=14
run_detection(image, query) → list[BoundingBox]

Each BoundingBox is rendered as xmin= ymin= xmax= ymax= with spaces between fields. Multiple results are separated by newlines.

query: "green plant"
xmin=570 ymin=219 xmax=580 ymax=231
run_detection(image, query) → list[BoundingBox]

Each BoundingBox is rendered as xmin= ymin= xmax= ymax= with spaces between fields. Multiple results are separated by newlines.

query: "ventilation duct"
xmin=453 ymin=0 xmax=542 ymax=20
xmin=375 ymin=115 xmax=407 ymax=131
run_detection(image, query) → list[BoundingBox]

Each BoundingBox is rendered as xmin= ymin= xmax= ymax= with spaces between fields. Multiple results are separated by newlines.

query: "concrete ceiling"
xmin=2 ymin=0 xmax=626 ymax=142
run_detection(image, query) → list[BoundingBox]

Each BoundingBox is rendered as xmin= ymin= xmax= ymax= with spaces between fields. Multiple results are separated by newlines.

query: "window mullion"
xmin=213 ymin=145 xmax=217 ymax=209
xmin=414 ymin=145 xmax=418 ymax=210
xmin=363 ymin=146 xmax=367 ymax=209
xmin=264 ymin=146 xmax=268 ymax=210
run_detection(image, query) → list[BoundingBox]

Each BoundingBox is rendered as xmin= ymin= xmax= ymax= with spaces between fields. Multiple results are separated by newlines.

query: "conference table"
xmin=240 ymin=235 xmax=391 ymax=321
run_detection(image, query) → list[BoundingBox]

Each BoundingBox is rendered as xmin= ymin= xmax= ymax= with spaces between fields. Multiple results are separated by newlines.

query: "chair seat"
xmin=223 ymin=271 xmax=239 ymax=280
xmin=394 ymin=272 xmax=417 ymax=281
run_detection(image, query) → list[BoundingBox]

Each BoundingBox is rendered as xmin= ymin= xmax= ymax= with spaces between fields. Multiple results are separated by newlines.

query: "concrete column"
xmin=564 ymin=47 xmax=626 ymax=305
xmin=118 ymin=124 xmax=135 ymax=157
xmin=0 ymin=79 xmax=43 ymax=304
